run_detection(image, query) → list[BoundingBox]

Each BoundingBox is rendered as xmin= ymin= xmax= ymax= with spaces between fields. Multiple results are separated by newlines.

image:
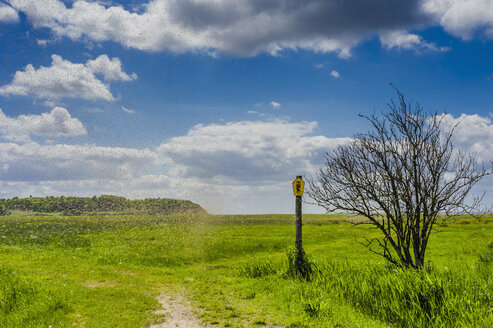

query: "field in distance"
xmin=0 ymin=212 xmax=491 ymax=327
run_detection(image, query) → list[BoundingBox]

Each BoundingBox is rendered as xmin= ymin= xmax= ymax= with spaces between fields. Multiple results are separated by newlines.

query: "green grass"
xmin=0 ymin=266 xmax=71 ymax=327
xmin=0 ymin=213 xmax=491 ymax=327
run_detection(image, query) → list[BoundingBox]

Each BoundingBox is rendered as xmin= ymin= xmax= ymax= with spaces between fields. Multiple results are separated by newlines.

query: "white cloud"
xmin=157 ymin=119 xmax=350 ymax=183
xmin=330 ymin=70 xmax=340 ymax=78
xmin=422 ymin=0 xmax=493 ymax=39
xmin=7 ymin=0 xmax=438 ymax=57
xmin=121 ymin=105 xmax=135 ymax=114
xmin=87 ymin=55 xmax=137 ymax=81
xmin=0 ymin=3 xmax=18 ymax=23
xmin=37 ymin=39 xmax=49 ymax=46
xmin=42 ymin=100 xmax=57 ymax=108
xmin=0 ymin=107 xmax=87 ymax=142
xmin=379 ymin=30 xmax=449 ymax=52
xmin=247 ymin=110 xmax=266 ymax=117
xmin=439 ymin=113 xmax=493 ymax=162
xmin=0 ymin=54 xmax=136 ymax=101
xmin=270 ymin=101 xmax=281 ymax=109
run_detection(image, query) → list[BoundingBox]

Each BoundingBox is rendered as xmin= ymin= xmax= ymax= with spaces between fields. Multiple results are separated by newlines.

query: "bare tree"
xmin=307 ymin=89 xmax=491 ymax=268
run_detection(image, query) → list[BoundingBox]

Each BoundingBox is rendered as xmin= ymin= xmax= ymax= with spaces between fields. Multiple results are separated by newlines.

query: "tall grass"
xmin=238 ymin=245 xmax=493 ymax=327
xmin=318 ymin=261 xmax=491 ymax=327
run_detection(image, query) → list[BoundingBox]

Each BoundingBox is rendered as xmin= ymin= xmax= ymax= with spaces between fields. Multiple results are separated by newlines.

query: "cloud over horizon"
xmin=0 ymin=142 xmax=158 ymax=182
xmin=0 ymin=118 xmax=350 ymax=212
xmin=0 ymin=113 xmax=492 ymax=213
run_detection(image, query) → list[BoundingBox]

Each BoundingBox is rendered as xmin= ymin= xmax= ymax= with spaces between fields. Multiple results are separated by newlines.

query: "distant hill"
xmin=0 ymin=195 xmax=206 ymax=216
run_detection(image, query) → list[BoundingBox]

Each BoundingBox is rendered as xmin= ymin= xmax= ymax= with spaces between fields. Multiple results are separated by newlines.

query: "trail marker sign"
xmin=292 ymin=176 xmax=305 ymax=196
xmin=293 ymin=176 xmax=304 ymax=259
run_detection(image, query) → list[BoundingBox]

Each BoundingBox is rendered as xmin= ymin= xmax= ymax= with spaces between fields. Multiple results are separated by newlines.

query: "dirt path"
xmin=150 ymin=294 xmax=211 ymax=328
xmin=150 ymin=294 xmax=283 ymax=328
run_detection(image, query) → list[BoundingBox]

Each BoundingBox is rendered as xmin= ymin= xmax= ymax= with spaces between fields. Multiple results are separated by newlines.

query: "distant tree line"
xmin=0 ymin=195 xmax=206 ymax=216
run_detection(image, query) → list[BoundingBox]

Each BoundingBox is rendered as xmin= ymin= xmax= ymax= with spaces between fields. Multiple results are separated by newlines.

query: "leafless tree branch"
xmin=307 ymin=88 xmax=492 ymax=268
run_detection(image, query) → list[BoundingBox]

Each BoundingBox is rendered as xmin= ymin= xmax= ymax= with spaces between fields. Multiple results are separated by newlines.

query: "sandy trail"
xmin=150 ymin=294 xmax=211 ymax=328
xmin=149 ymin=294 xmax=283 ymax=328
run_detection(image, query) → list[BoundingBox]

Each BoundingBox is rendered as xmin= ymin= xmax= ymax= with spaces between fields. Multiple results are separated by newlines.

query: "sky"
xmin=0 ymin=0 xmax=493 ymax=214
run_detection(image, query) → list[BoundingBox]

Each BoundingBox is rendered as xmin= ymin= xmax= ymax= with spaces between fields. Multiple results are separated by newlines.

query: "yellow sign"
xmin=292 ymin=176 xmax=305 ymax=196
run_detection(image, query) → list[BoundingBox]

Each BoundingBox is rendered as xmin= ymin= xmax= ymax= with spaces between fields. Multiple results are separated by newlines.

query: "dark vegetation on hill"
xmin=0 ymin=195 xmax=206 ymax=216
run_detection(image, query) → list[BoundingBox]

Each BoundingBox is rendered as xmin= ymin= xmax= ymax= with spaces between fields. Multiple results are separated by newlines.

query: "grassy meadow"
xmin=0 ymin=212 xmax=491 ymax=327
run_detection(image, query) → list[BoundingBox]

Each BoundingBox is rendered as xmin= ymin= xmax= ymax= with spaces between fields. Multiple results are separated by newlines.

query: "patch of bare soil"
xmin=149 ymin=294 xmax=211 ymax=328
xmin=81 ymin=280 xmax=117 ymax=288
xmin=149 ymin=294 xmax=284 ymax=328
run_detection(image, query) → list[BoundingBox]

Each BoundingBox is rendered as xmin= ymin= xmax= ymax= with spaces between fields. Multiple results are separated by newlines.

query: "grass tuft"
xmin=237 ymin=258 xmax=280 ymax=278
xmin=284 ymin=246 xmax=315 ymax=281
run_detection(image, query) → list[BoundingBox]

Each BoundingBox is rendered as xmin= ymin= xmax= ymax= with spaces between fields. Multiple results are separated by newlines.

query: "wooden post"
xmin=292 ymin=175 xmax=304 ymax=256
xmin=295 ymin=193 xmax=302 ymax=254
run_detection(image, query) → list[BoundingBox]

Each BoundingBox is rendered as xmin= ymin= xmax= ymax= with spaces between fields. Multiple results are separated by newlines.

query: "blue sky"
xmin=1 ymin=0 xmax=493 ymax=213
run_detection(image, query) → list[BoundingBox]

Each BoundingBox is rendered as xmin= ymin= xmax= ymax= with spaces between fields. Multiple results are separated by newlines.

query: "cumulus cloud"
xmin=8 ymin=0 xmax=438 ymax=57
xmin=439 ymin=113 xmax=493 ymax=162
xmin=0 ymin=3 xmax=18 ymax=23
xmin=270 ymin=101 xmax=281 ymax=109
xmin=0 ymin=107 xmax=87 ymax=142
xmin=422 ymin=0 xmax=493 ymax=39
xmin=330 ymin=70 xmax=340 ymax=78
xmin=0 ymin=54 xmax=136 ymax=101
xmin=157 ymin=119 xmax=350 ymax=183
xmin=379 ymin=30 xmax=448 ymax=52
xmin=87 ymin=55 xmax=138 ymax=81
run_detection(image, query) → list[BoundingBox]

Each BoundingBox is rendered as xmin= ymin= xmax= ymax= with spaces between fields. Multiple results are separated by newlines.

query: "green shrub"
xmin=0 ymin=204 xmax=10 ymax=216
xmin=285 ymin=246 xmax=314 ymax=281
